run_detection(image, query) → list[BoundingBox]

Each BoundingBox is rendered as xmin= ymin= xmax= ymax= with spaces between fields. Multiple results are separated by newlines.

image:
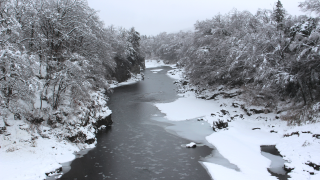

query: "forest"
xmin=141 ymin=0 xmax=320 ymax=124
xmin=0 ymin=0 xmax=145 ymax=143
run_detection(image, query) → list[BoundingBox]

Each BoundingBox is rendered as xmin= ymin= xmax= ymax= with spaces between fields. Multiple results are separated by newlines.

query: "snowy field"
xmin=154 ymin=67 xmax=320 ymax=180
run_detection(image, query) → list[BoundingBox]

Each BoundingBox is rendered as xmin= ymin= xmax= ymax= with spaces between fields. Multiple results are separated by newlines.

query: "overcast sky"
xmin=87 ymin=0 xmax=308 ymax=36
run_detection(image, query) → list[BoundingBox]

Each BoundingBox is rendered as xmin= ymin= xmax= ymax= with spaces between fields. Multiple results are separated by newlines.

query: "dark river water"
xmin=58 ymin=66 xmax=216 ymax=180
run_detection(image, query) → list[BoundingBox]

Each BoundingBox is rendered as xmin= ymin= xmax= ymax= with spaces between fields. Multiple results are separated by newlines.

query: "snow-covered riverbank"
xmin=152 ymin=62 xmax=320 ymax=180
xmin=0 ymin=89 xmax=112 ymax=180
xmin=0 ymin=74 xmax=145 ymax=180
xmin=108 ymin=73 xmax=144 ymax=89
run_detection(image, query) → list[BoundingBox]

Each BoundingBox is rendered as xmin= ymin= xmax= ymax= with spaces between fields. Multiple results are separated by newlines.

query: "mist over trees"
xmin=1 ymin=0 xmax=144 ymax=134
xmin=141 ymin=0 xmax=320 ymax=116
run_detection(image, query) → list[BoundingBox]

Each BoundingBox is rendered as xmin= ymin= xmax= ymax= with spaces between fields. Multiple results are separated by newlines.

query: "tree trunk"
xmin=298 ymin=79 xmax=307 ymax=105
xmin=307 ymin=83 xmax=314 ymax=102
xmin=53 ymin=78 xmax=64 ymax=110
xmin=40 ymin=94 xmax=42 ymax=110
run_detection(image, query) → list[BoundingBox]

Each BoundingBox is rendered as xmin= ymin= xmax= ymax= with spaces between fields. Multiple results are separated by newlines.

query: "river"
xmin=58 ymin=66 xmax=216 ymax=180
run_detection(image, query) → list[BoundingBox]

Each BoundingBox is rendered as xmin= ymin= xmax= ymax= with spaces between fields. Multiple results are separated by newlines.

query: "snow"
xmin=167 ymin=68 xmax=183 ymax=80
xmin=90 ymin=91 xmax=112 ymax=118
xmin=150 ymin=69 xmax=163 ymax=72
xmin=205 ymin=120 xmax=280 ymax=180
xmin=145 ymin=60 xmax=166 ymax=68
xmin=108 ymin=73 xmax=144 ymax=88
xmin=145 ymin=59 xmax=175 ymax=69
xmin=153 ymin=67 xmax=320 ymax=180
xmin=33 ymin=93 xmax=49 ymax=109
xmin=186 ymin=142 xmax=196 ymax=148
xmin=0 ymin=115 xmax=85 ymax=180
xmin=155 ymin=91 xmax=221 ymax=121
xmin=155 ymin=91 xmax=279 ymax=179
xmin=276 ymin=124 xmax=320 ymax=179
xmin=150 ymin=69 xmax=163 ymax=73
xmin=261 ymin=151 xmax=287 ymax=175
xmin=202 ymin=162 xmax=249 ymax=180
xmin=106 ymin=61 xmax=168 ymax=89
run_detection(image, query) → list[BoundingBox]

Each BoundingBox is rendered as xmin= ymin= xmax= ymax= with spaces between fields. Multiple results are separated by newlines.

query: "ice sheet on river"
xmin=154 ymin=90 xmax=281 ymax=179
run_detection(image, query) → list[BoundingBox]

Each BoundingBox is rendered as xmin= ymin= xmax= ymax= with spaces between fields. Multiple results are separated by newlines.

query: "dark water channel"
xmin=58 ymin=66 xmax=214 ymax=180
xmin=261 ymin=145 xmax=290 ymax=180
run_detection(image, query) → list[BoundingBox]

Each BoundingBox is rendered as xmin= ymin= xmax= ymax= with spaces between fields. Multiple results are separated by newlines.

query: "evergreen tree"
xmin=273 ymin=0 xmax=285 ymax=30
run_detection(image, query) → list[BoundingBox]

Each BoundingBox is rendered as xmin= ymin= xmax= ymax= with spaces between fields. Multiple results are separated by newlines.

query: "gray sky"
xmin=87 ymin=0 xmax=308 ymax=36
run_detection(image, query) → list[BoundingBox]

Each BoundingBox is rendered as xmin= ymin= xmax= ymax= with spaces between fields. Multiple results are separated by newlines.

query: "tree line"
xmin=0 ymin=0 xmax=144 ymax=127
xmin=141 ymin=0 xmax=320 ymax=116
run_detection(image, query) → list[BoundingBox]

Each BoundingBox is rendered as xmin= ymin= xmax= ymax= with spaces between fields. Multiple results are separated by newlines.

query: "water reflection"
xmin=261 ymin=145 xmax=289 ymax=180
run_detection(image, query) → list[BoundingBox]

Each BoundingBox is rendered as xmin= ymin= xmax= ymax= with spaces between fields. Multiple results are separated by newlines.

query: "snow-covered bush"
xmin=212 ymin=120 xmax=228 ymax=131
xmin=280 ymin=103 xmax=320 ymax=125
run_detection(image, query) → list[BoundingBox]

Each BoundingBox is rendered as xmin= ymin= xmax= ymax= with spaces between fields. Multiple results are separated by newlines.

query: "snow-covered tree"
xmin=0 ymin=0 xmax=36 ymax=121
xmin=1 ymin=0 xmax=144 ymax=132
xmin=273 ymin=0 xmax=286 ymax=30
xmin=299 ymin=0 xmax=320 ymax=16
xmin=140 ymin=6 xmax=320 ymax=108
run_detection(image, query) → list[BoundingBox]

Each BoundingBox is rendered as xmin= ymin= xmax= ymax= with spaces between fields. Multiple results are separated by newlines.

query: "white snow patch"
xmin=167 ymin=68 xmax=183 ymax=80
xmin=150 ymin=69 xmax=163 ymax=73
xmin=155 ymin=91 xmax=221 ymax=121
xmin=33 ymin=93 xmax=49 ymax=109
xmin=90 ymin=91 xmax=112 ymax=118
xmin=150 ymin=69 xmax=163 ymax=72
xmin=186 ymin=142 xmax=196 ymax=148
xmin=109 ymin=73 xmax=143 ymax=88
xmin=202 ymin=162 xmax=253 ymax=180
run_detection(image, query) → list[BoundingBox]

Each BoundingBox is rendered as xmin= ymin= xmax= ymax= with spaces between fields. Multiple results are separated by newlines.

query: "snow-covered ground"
xmin=0 ymin=116 xmax=97 ymax=180
xmin=154 ymin=68 xmax=320 ymax=180
xmin=0 ymin=117 xmax=83 ymax=180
